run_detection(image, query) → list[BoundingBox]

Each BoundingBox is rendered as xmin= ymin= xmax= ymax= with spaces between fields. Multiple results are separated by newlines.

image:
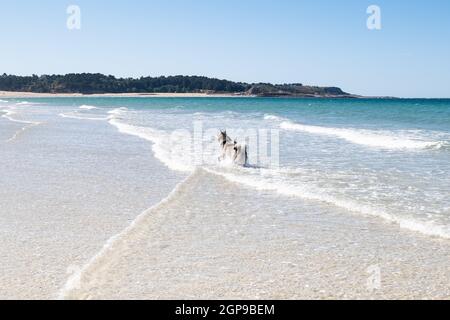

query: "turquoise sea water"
xmin=1 ymin=97 xmax=450 ymax=298
xmin=1 ymin=97 xmax=450 ymax=240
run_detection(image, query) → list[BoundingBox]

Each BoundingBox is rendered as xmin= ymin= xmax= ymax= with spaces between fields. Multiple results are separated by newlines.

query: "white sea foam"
xmin=109 ymin=119 xmax=194 ymax=172
xmin=279 ymin=120 xmax=445 ymax=150
xmin=59 ymin=113 xmax=110 ymax=121
xmin=264 ymin=114 xmax=287 ymax=121
xmin=205 ymin=168 xmax=450 ymax=239
xmin=2 ymin=108 xmax=40 ymax=125
xmin=108 ymin=108 xmax=194 ymax=172
xmin=107 ymin=112 xmax=450 ymax=240
xmin=79 ymin=105 xmax=98 ymax=110
xmin=62 ymin=107 xmax=192 ymax=173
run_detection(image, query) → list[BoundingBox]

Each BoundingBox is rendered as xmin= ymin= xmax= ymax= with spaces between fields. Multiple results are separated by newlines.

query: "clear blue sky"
xmin=1 ymin=0 xmax=449 ymax=97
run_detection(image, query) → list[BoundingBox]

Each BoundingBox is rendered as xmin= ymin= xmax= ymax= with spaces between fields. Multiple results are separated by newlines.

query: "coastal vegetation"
xmin=0 ymin=73 xmax=352 ymax=97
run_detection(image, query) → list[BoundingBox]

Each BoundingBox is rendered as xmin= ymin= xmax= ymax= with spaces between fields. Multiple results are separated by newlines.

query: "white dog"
xmin=217 ymin=130 xmax=248 ymax=166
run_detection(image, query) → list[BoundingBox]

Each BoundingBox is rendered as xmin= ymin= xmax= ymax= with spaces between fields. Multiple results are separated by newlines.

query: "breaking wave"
xmin=59 ymin=113 xmax=110 ymax=121
xmin=205 ymin=168 xmax=450 ymax=239
xmin=106 ymin=109 xmax=450 ymax=240
xmin=264 ymin=114 xmax=447 ymax=150
xmin=108 ymin=108 xmax=194 ymax=172
xmin=79 ymin=105 xmax=98 ymax=110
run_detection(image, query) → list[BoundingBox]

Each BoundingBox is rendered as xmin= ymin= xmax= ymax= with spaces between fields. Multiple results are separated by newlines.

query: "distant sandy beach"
xmin=0 ymin=91 xmax=244 ymax=98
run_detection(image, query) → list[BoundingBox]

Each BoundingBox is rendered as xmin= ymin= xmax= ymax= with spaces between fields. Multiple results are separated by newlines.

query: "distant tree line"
xmin=0 ymin=73 xmax=350 ymax=96
xmin=0 ymin=73 xmax=250 ymax=94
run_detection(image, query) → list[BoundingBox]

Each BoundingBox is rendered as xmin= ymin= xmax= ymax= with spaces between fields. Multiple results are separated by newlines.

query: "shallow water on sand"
xmin=0 ymin=101 xmax=183 ymax=299
xmin=64 ymin=170 xmax=450 ymax=300
xmin=0 ymin=98 xmax=449 ymax=299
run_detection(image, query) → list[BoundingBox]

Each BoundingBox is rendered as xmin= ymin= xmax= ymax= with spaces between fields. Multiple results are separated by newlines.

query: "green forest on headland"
xmin=0 ymin=73 xmax=353 ymax=97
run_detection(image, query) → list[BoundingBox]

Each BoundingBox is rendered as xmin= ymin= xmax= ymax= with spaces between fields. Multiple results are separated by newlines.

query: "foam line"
xmin=58 ymin=171 xmax=198 ymax=299
xmin=281 ymin=120 xmax=446 ymax=150
xmin=107 ymin=111 xmax=450 ymax=240
xmin=59 ymin=113 xmax=110 ymax=121
xmin=79 ymin=105 xmax=98 ymax=110
xmin=264 ymin=114 xmax=447 ymax=150
xmin=204 ymin=168 xmax=450 ymax=239
xmin=108 ymin=117 xmax=193 ymax=172
xmin=1 ymin=108 xmax=42 ymax=142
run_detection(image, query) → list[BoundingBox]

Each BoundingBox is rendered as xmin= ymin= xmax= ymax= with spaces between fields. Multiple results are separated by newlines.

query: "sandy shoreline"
xmin=1 ymin=99 xmax=449 ymax=300
xmin=0 ymin=91 xmax=246 ymax=98
xmin=63 ymin=170 xmax=450 ymax=300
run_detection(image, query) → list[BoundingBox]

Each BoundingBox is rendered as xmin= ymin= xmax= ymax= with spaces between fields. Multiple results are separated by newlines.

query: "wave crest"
xmin=59 ymin=113 xmax=110 ymax=121
xmin=79 ymin=105 xmax=98 ymax=110
xmin=108 ymin=107 xmax=194 ymax=172
xmin=107 ymin=111 xmax=450 ymax=241
xmin=280 ymin=120 xmax=446 ymax=150
xmin=205 ymin=168 xmax=450 ymax=239
xmin=264 ymin=114 xmax=287 ymax=121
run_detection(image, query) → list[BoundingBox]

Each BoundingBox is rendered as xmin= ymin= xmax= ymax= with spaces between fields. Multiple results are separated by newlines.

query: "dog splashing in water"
xmin=217 ymin=130 xmax=248 ymax=166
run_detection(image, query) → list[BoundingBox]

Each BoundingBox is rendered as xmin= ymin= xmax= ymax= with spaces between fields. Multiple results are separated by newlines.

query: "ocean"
xmin=1 ymin=97 xmax=449 ymax=299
